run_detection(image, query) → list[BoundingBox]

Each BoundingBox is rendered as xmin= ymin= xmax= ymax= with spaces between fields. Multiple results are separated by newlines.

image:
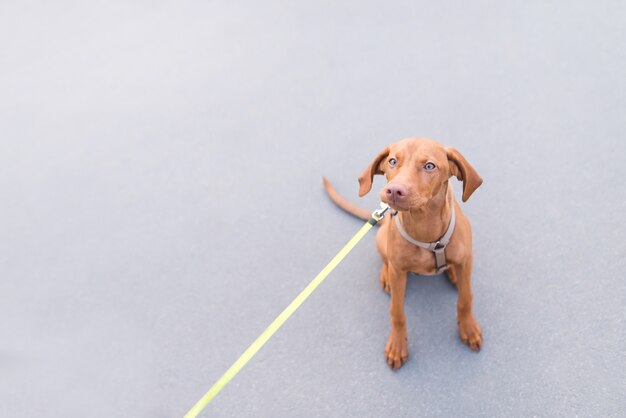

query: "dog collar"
xmin=393 ymin=205 xmax=456 ymax=274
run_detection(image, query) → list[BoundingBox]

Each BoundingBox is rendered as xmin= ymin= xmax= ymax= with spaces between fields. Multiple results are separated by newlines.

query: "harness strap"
xmin=394 ymin=204 xmax=456 ymax=274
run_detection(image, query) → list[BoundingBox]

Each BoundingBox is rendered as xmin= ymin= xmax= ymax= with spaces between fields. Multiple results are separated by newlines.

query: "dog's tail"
xmin=322 ymin=177 xmax=372 ymax=221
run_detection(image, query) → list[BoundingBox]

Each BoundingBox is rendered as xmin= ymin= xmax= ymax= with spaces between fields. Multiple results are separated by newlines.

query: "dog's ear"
xmin=358 ymin=146 xmax=390 ymax=197
xmin=446 ymin=147 xmax=483 ymax=202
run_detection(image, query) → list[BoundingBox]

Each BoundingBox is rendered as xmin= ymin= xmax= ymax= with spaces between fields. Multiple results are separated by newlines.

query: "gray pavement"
xmin=1 ymin=1 xmax=625 ymax=417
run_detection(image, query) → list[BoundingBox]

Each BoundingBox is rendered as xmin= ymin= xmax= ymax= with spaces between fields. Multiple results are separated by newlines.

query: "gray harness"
xmin=393 ymin=205 xmax=456 ymax=274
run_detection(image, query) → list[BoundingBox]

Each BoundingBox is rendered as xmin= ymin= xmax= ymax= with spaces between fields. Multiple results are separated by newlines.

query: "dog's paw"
xmin=458 ymin=316 xmax=482 ymax=351
xmin=385 ymin=332 xmax=408 ymax=369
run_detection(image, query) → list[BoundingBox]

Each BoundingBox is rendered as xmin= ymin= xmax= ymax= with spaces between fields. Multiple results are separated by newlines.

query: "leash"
xmin=184 ymin=203 xmax=391 ymax=418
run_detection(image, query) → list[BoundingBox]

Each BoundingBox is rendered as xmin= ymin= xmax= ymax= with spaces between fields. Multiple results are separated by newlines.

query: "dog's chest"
xmin=391 ymin=242 xmax=438 ymax=275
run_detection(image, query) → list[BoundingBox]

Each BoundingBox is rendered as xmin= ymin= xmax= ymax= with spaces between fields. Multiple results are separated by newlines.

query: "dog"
xmin=323 ymin=137 xmax=483 ymax=369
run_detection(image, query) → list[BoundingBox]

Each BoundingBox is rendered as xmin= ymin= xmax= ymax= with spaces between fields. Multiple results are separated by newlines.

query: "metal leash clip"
xmin=370 ymin=202 xmax=391 ymax=223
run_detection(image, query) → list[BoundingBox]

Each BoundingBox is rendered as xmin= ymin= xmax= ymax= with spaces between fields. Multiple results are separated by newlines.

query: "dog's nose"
xmin=385 ymin=184 xmax=408 ymax=202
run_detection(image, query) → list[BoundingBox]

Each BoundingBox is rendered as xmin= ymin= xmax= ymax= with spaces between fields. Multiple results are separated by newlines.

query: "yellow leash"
xmin=184 ymin=203 xmax=390 ymax=418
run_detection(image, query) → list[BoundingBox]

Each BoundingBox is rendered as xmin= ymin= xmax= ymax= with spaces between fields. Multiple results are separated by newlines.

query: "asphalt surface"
xmin=2 ymin=1 xmax=625 ymax=417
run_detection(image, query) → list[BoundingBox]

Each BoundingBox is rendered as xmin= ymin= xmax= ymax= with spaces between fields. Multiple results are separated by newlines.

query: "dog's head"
xmin=357 ymin=137 xmax=483 ymax=211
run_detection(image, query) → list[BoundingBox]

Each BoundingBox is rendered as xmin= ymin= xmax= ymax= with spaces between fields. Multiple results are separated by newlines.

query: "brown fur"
xmin=323 ymin=137 xmax=483 ymax=369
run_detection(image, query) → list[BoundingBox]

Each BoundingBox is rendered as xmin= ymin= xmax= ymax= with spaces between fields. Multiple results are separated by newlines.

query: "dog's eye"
xmin=424 ymin=162 xmax=436 ymax=171
xmin=389 ymin=158 xmax=397 ymax=167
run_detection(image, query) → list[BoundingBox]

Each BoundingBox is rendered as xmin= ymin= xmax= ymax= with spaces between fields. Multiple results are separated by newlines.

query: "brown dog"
xmin=323 ymin=137 xmax=483 ymax=369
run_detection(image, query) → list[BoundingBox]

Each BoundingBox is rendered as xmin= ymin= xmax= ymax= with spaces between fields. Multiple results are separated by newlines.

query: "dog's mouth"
xmin=381 ymin=194 xmax=427 ymax=212
xmin=381 ymin=196 xmax=411 ymax=212
xmin=386 ymin=201 xmax=411 ymax=212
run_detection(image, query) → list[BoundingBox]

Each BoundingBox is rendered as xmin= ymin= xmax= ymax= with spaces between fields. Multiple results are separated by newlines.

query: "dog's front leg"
xmin=450 ymin=256 xmax=483 ymax=351
xmin=385 ymin=263 xmax=409 ymax=369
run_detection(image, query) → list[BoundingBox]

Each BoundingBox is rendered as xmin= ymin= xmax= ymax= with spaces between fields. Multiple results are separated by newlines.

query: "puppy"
xmin=323 ymin=137 xmax=483 ymax=369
